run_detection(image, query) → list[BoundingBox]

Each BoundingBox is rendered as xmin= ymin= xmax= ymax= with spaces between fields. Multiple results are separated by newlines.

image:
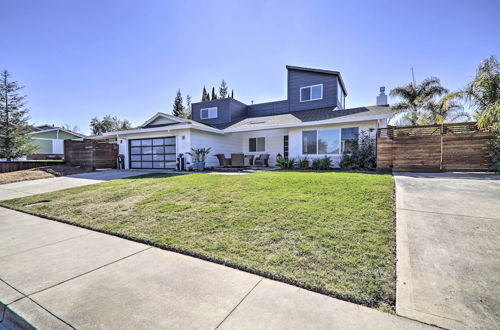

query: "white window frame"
xmin=249 ymin=137 xmax=266 ymax=152
xmin=200 ymin=107 xmax=218 ymax=119
xmin=302 ymin=127 xmax=359 ymax=155
xmin=300 ymin=84 xmax=323 ymax=102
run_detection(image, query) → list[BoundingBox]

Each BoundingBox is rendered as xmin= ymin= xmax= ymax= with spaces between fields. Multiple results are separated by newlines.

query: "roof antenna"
xmin=411 ymin=66 xmax=416 ymax=86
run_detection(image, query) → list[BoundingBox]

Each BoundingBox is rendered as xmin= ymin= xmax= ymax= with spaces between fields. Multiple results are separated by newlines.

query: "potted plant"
xmin=187 ymin=147 xmax=211 ymax=171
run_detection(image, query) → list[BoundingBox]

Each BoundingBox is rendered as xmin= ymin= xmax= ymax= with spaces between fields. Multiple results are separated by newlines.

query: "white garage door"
xmin=129 ymin=137 xmax=176 ymax=169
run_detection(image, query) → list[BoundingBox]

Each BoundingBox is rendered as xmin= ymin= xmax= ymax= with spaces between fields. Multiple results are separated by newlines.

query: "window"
xmin=341 ymin=127 xmax=359 ymax=153
xmin=300 ymin=84 xmax=323 ymax=102
xmin=200 ymin=107 xmax=218 ymax=119
xmin=302 ymin=127 xmax=358 ymax=155
xmin=318 ymin=129 xmax=340 ymax=154
xmin=337 ymin=82 xmax=345 ymax=109
xmin=302 ymin=131 xmax=317 ymax=154
xmin=249 ymin=137 xmax=265 ymax=152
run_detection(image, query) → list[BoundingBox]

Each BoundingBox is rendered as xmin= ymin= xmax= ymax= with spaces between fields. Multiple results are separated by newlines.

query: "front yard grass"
xmin=0 ymin=172 xmax=395 ymax=308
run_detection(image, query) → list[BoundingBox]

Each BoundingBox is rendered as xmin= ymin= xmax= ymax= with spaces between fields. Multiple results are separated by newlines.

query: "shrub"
xmin=276 ymin=157 xmax=296 ymax=169
xmin=311 ymin=156 xmax=332 ymax=170
xmin=488 ymin=127 xmax=500 ymax=172
xmin=340 ymin=131 xmax=376 ymax=170
xmin=298 ymin=156 xmax=309 ymax=169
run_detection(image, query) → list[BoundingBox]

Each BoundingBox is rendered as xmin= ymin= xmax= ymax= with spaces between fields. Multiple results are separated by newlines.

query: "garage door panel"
xmin=129 ymin=137 xmax=176 ymax=169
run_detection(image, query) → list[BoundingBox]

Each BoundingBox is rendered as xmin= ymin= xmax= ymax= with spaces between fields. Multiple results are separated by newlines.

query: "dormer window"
xmin=300 ymin=84 xmax=323 ymax=102
xmin=200 ymin=107 xmax=218 ymax=119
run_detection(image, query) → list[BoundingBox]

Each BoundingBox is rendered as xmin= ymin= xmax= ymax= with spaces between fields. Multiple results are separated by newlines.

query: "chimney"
xmin=376 ymin=86 xmax=388 ymax=106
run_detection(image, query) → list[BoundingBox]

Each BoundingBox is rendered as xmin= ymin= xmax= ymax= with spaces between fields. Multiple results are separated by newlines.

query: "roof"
xmin=29 ymin=126 xmax=86 ymax=138
xmin=286 ymin=65 xmax=348 ymax=95
xmin=100 ymin=106 xmax=392 ymax=136
xmin=141 ymin=112 xmax=190 ymax=127
xmin=213 ymin=106 xmax=392 ymax=131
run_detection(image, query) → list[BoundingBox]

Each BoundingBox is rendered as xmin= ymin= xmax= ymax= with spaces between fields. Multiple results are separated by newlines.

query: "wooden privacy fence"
xmin=64 ymin=139 xmax=118 ymax=169
xmin=0 ymin=161 xmax=64 ymax=173
xmin=377 ymin=122 xmax=493 ymax=172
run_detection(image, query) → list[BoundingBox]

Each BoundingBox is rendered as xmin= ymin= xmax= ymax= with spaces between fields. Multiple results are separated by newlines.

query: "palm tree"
xmin=423 ymin=92 xmax=470 ymax=125
xmin=463 ymin=55 xmax=500 ymax=129
xmin=390 ymin=77 xmax=448 ymax=125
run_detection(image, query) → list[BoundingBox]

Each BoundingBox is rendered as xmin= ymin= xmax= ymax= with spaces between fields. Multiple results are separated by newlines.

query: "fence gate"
xmin=376 ymin=122 xmax=493 ymax=172
xmin=64 ymin=139 xmax=118 ymax=169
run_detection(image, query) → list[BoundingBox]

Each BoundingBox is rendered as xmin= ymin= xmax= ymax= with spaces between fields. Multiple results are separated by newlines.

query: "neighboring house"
xmin=101 ymin=65 xmax=392 ymax=169
xmin=29 ymin=125 xmax=86 ymax=159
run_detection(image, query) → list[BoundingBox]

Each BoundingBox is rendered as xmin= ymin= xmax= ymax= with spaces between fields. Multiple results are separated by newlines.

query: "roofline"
xmin=29 ymin=127 xmax=86 ymax=138
xmin=101 ymin=112 xmax=392 ymax=136
xmin=223 ymin=113 xmax=392 ymax=133
xmin=286 ymin=65 xmax=348 ymax=95
xmin=141 ymin=112 xmax=189 ymax=127
xmin=100 ymin=123 xmax=224 ymax=137
xmin=191 ymin=97 xmax=248 ymax=107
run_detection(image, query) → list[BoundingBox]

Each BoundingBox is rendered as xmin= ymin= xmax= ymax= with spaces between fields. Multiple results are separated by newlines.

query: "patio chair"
xmin=245 ymin=154 xmax=255 ymax=166
xmin=215 ymin=154 xmax=231 ymax=167
xmin=254 ymin=154 xmax=270 ymax=167
xmin=231 ymin=153 xmax=245 ymax=167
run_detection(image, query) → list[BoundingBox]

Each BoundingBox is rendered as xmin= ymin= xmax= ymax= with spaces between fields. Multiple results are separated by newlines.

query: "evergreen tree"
xmin=231 ymin=89 xmax=234 ymax=98
xmin=172 ymin=89 xmax=186 ymax=117
xmin=219 ymin=80 xmax=228 ymax=98
xmin=0 ymin=70 xmax=37 ymax=160
xmin=202 ymin=86 xmax=210 ymax=101
xmin=184 ymin=94 xmax=192 ymax=119
xmin=211 ymin=87 xmax=217 ymax=100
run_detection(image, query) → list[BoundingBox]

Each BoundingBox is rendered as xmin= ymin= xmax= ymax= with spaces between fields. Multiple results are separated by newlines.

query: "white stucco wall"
xmin=288 ymin=120 xmax=378 ymax=167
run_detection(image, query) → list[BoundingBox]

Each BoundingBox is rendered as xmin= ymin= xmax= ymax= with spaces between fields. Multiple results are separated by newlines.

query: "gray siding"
xmin=287 ymin=70 xmax=338 ymax=112
xmin=248 ymin=100 xmax=289 ymax=117
xmin=191 ymin=98 xmax=248 ymax=125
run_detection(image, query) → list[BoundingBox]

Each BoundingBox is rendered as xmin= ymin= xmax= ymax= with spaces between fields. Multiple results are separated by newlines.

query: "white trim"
xmin=29 ymin=128 xmax=86 ymax=138
xmin=200 ymin=107 xmax=218 ymax=119
xmin=300 ymin=84 xmax=323 ymax=102
xmin=31 ymin=137 xmax=62 ymax=141
xmin=141 ymin=112 xmax=187 ymax=127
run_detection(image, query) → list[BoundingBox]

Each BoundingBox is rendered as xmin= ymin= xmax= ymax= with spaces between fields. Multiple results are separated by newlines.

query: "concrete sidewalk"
xmin=394 ymin=172 xmax=500 ymax=329
xmin=0 ymin=207 xmax=432 ymax=329
xmin=0 ymin=170 xmax=153 ymax=201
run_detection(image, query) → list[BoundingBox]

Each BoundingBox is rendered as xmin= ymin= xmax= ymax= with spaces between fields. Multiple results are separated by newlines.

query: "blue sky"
xmin=2 ymin=0 xmax=499 ymax=134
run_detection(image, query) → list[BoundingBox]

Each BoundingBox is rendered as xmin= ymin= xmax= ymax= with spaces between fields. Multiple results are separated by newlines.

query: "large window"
xmin=300 ymin=84 xmax=323 ymax=102
xmin=249 ymin=137 xmax=265 ymax=152
xmin=302 ymin=127 xmax=358 ymax=154
xmin=341 ymin=127 xmax=358 ymax=153
xmin=200 ymin=107 xmax=218 ymax=119
xmin=337 ymin=82 xmax=345 ymax=109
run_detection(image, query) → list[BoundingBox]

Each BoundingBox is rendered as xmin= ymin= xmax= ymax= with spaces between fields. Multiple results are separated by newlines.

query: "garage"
xmin=129 ymin=137 xmax=176 ymax=169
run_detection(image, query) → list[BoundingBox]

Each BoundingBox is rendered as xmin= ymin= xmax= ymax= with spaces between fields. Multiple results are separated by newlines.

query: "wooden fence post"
xmin=440 ymin=124 xmax=444 ymax=171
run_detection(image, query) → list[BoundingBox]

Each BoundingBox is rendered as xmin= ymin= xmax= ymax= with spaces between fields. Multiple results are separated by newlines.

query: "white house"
xmin=100 ymin=66 xmax=392 ymax=169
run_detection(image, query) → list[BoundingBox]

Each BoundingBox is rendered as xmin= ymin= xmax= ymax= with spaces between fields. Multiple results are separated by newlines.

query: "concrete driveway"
xmin=0 ymin=170 xmax=153 ymax=201
xmin=394 ymin=172 xmax=500 ymax=329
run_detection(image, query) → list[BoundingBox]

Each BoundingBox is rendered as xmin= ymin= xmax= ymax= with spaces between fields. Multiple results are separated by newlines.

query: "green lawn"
xmin=0 ymin=172 xmax=395 ymax=308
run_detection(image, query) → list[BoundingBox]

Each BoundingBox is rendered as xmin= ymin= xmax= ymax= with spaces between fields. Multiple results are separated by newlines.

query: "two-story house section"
xmin=102 ymin=65 xmax=392 ymax=169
